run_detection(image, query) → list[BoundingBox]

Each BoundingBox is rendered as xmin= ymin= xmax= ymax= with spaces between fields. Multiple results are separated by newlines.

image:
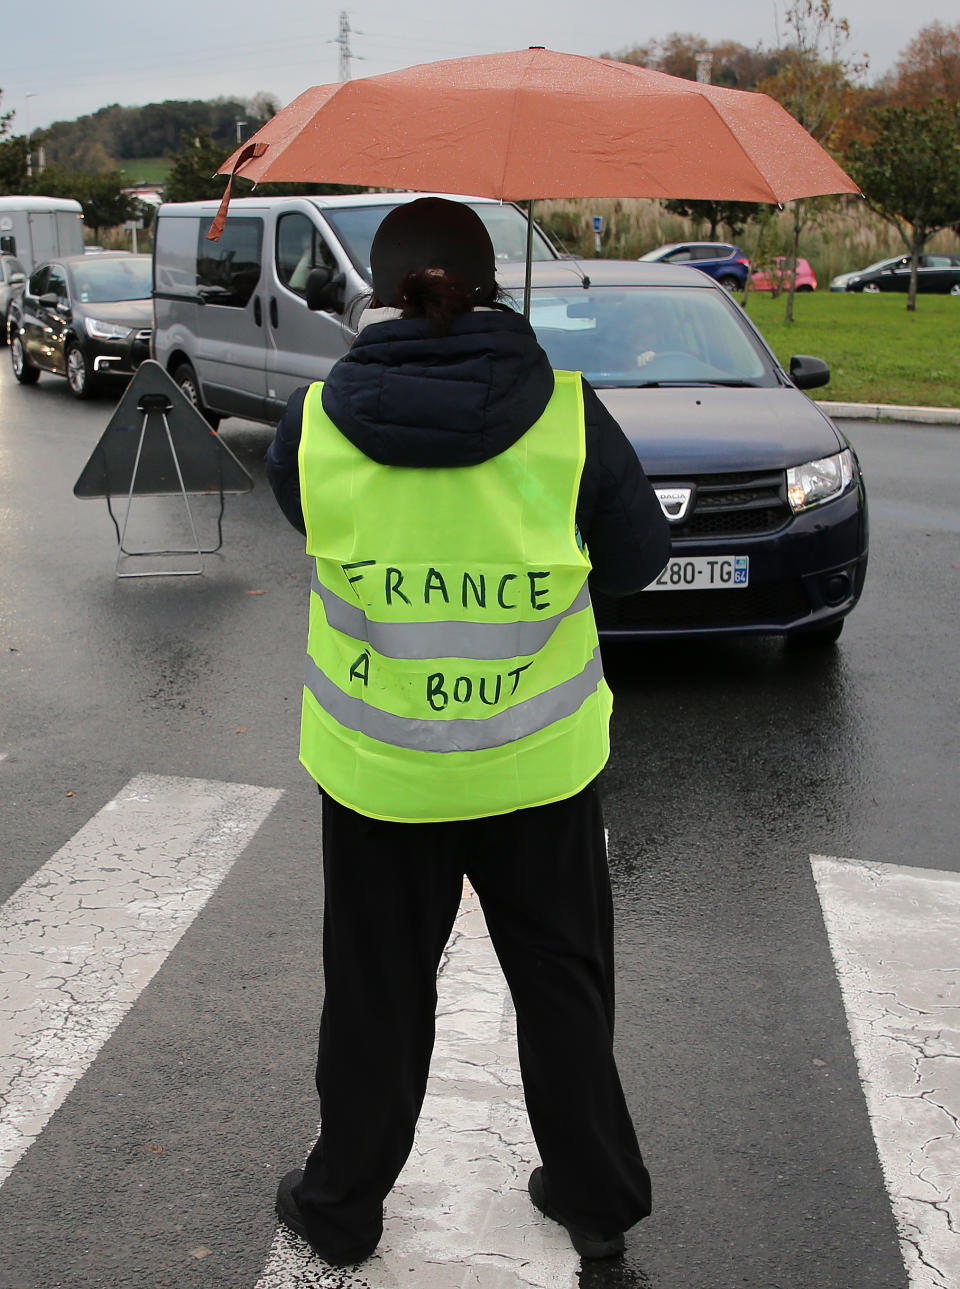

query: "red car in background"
xmin=750 ymin=257 xmax=817 ymax=292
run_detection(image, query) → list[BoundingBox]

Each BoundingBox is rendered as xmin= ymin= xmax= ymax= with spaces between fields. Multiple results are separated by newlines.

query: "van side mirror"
xmin=305 ymin=267 xmax=346 ymax=314
xmin=789 ymin=354 xmax=830 ymax=390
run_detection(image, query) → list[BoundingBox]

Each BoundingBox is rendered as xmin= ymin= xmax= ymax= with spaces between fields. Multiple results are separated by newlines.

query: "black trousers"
xmin=295 ymin=781 xmax=652 ymax=1258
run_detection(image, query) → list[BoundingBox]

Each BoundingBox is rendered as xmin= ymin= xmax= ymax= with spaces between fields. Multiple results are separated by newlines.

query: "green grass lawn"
xmin=741 ymin=291 xmax=960 ymax=409
xmin=119 ymin=156 xmax=170 ymax=185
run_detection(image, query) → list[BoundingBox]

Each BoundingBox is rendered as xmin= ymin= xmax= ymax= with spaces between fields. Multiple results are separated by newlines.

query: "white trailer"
xmin=0 ymin=197 xmax=85 ymax=274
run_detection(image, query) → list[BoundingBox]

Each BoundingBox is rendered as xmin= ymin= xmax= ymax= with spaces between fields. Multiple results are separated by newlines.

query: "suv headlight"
xmin=85 ymin=317 xmax=131 ymax=340
xmin=787 ymin=449 xmax=856 ymax=512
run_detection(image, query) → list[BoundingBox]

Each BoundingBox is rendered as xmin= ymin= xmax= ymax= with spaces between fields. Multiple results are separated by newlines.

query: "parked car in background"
xmin=507 ymin=260 xmax=866 ymax=645
xmin=8 ymin=252 xmax=152 ymax=398
xmin=638 ymin=241 xmax=751 ymax=291
xmin=830 ymin=253 xmax=960 ymax=294
xmin=750 ymin=256 xmax=817 ymax=292
xmin=0 ymin=252 xmax=27 ymax=345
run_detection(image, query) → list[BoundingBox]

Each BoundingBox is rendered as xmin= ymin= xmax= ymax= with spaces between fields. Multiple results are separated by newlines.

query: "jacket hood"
xmin=319 ymin=309 xmax=554 ymax=467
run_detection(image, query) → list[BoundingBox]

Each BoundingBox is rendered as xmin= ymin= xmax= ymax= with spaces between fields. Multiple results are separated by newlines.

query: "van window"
xmin=276 ymin=213 xmax=338 ymax=295
xmin=197 ymin=216 xmax=263 ymax=307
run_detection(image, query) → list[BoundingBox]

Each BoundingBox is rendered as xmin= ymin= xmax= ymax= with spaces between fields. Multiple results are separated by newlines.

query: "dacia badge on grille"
xmin=654 ymin=486 xmax=694 ymax=523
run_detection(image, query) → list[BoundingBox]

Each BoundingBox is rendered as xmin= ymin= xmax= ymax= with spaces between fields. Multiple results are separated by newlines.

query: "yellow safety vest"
xmin=298 ymin=369 xmax=612 ymax=822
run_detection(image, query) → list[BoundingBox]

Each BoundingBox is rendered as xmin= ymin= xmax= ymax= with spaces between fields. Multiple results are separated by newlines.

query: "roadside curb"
xmin=815 ymin=401 xmax=960 ymax=425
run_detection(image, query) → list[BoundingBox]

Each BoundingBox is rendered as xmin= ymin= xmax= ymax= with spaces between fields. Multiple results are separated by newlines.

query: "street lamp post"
xmin=25 ymin=93 xmax=37 ymax=180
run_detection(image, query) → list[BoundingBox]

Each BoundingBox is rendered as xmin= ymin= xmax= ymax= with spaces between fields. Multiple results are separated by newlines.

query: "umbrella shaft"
xmin=524 ymin=200 xmax=535 ymax=320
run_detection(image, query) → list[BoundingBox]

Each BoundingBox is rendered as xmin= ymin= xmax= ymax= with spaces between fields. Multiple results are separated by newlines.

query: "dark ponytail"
xmin=396 ymin=267 xmax=479 ymax=332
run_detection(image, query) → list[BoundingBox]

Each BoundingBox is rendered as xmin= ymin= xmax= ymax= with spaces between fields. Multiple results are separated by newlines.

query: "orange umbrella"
xmin=217 ymin=47 xmax=857 ymax=203
xmin=212 ymin=47 xmax=858 ymax=311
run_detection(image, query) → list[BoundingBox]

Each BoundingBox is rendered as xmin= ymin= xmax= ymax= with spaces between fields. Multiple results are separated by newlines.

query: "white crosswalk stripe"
xmin=254 ymin=882 xmax=579 ymax=1288
xmin=812 ymin=855 xmax=960 ymax=1289
xmin=0 ymin=773 xmax=282 ymax=1185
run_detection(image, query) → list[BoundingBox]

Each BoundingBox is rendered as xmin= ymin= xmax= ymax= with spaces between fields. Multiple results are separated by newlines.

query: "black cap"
xmin=370 ymin=197 xmax=497 ymax=308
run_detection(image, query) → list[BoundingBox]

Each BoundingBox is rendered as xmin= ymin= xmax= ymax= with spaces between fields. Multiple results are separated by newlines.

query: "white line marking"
xmin=0 ymin=773 xmax=282 ymax=1186
xmin=254 ymin=882 xmax=579 ymax=1288
xmin=811 ymin=855 xmax=960 ymax=1289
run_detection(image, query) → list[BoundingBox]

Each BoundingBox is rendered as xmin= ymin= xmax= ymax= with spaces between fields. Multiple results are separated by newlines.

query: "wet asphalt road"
xmin=0 ymin=358 xmax=958 ymax=1289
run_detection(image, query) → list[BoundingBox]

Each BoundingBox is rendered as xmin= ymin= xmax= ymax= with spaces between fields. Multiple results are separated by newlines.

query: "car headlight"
xmin=85 ymin=317 xmax=132 ymax=340
xmin=787 ymin=449 xmax=856 ymax=512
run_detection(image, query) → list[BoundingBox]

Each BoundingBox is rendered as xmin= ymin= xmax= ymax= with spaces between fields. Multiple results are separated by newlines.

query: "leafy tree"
xmin=757 ymin=0 xmax=867 ymax=321
xmin=847 ymin=99 xmax=960 ymax=310
xmin=164 ymin=129 xmax=234 ymax=202
xmin=885 ymin=21 xmax=960 ymax=106
xmin=0 ymin=135 xmax=30 ymax=193
xmin=30 ymin=168 xmax=139 ymax=238
xmin=0 ymin=89 xmax=13 ymax=139
xmin=605 ymin=35 xmax=786 ymax=91
xmin=660 ymin=199 xmax=763 ymax=239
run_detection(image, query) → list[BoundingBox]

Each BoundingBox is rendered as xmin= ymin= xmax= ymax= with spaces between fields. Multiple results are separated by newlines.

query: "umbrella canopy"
xmin=217 ymin=47 xmax=858 ymax=205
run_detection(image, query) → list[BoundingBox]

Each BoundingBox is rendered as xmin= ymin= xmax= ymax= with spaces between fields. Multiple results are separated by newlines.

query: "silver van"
xmin=151 ymin=193 xmax=557 ymax=428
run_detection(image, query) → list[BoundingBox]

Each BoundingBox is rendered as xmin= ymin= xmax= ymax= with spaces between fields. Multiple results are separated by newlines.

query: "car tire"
xmin=66 ymin=342 xmax=98 ymax=399
xmin=787 ymin=618 xmax=845 ymax=649
xmin=174 ymin=361 xmax=221 ymax=430
xmin=717 ymin=275 xmax=742 ymax=291
xmin=950 ymin=283 xmax=960 ymax=296
xmin=10 ymin=331 xmax=40 ymax=385
xmin=797 ymin=284 xmax=814 ymax=292
xmin=861 ymin=283 xmax=880 ymax=294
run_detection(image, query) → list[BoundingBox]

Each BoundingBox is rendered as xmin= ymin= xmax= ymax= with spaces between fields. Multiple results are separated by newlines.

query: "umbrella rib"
xmin=496 ymin=47 xmax=540 ymax=198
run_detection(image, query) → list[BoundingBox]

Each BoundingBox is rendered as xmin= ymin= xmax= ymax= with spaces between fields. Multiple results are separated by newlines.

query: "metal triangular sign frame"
xmin=73 ymin=361 xmax=254 ymax=577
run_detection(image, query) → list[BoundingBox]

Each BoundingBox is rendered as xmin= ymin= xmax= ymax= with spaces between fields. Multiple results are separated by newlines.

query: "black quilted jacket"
xmin=265 ymin=307 xmax=670 ymax=596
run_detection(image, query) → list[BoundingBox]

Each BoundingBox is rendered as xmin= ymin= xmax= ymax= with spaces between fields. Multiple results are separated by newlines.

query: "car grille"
xmin=593 ymin=580 xmax=809 ymax=631
xmin=651 ymin=470 xmax=790 ymax=539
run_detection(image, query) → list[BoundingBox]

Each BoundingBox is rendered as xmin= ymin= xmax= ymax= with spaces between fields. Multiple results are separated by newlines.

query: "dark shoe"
xmin=275 ymin=1169 xmax=379 ymax=1266
xmin=528 ymin=1166 xmax=625 ymax=1260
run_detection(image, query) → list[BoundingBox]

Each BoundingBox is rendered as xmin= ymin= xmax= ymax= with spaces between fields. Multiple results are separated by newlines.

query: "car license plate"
xmin=644 ymin=555 xmax=749 ymax=591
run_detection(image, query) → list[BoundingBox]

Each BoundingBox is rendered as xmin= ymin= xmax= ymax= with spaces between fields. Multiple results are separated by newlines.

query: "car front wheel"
xmin=950 ymin=283 xmax=960 ymax=296
xmin=66 ymin=343 xmax=98 ymax=399
xmin=861 ymin=282 xmax=881 ymax=294
xmin=717 ymin=275 xmax=742 ymax=291
xmin=10 ymin=331 xmax=40 ymax=385
xmin=174 ymin=361 xmax=220 ymax=430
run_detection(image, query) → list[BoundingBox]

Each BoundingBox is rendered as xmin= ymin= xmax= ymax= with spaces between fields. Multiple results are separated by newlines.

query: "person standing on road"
xmin=265 ymin=197 xmax=670 ymax=1266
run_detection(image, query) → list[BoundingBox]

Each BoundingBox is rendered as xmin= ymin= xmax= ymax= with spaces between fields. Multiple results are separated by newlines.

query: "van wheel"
xmin=11 ymin=332 xmax=40 ymax=384
xmin=67 ymin=343 xmax=98 ymax=399
xmin=174 ymin=362 xmax=220 ymax=430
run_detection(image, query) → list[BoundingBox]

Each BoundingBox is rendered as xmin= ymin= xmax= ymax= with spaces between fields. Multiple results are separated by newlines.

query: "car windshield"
xmin=70 ymin=258 xmax=152 ymax=303
xmin=323 ymin=202 xmax=556 ymax=278
xmin=522 ymin=285 xmax=779 ymax=388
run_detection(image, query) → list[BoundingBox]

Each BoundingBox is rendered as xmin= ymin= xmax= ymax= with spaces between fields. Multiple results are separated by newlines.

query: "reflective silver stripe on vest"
xmin=311 ymin=568 xmax=592 ymax=661
xmin=304 ymin=647 xmax=604 ymax=753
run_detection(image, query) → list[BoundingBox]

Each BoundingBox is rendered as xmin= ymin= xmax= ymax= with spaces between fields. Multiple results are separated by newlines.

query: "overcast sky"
xmin=4 ymin=0 xmax=952 ymax=134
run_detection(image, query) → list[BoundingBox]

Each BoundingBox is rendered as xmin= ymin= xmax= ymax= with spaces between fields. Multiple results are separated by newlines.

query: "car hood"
xmin=596 ymin=385 xmax=843 ymax=475
xmin=81 ymin=299 xmax=153 ymax=327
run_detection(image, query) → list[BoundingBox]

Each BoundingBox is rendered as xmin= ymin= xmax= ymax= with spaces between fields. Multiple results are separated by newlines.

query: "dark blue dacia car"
xmin=500 ymin=259 xmax=867 ymax=646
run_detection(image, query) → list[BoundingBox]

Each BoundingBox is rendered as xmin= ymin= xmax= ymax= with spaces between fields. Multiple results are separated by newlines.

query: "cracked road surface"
xmin=813 ymin=857 xmax=960 ymax=1289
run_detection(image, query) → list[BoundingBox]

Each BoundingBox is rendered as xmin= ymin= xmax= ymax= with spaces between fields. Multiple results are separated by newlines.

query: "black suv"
xmin=8 ymin=252 xmax=152 ymax=398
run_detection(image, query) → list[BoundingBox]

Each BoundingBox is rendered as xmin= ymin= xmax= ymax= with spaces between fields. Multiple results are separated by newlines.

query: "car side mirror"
xmin=789 ymin=354 xmax=830 ymax=390
xmin=39 ymin=291 xmax=60 ymax=307
xmin=10 ymin=272 xmax=25 ymax=287
xmin=305 ymin=267 xmax=346 ymax=314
